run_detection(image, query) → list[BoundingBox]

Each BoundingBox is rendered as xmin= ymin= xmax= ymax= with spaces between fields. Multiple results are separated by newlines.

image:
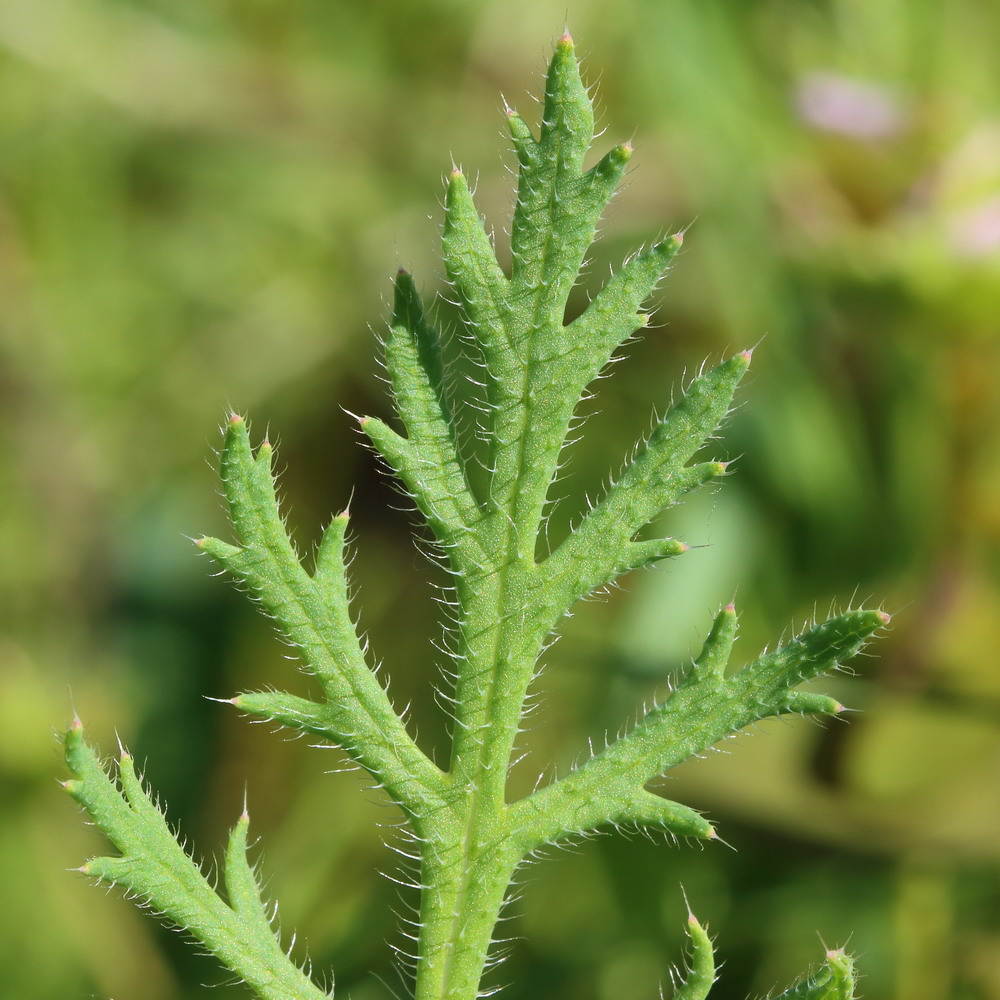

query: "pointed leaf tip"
xmin=773 ymin=947 xmax=856 ymax=999
xmin=674 ymin=909 xmax=716 ymax=1000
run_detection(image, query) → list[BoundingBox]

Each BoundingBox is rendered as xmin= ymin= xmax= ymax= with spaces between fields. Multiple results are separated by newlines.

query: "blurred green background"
xmin=2 ymin=0 xmax=999 ymax=997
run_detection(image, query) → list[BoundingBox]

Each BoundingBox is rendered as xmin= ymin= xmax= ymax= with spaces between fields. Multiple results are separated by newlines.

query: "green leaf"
xmin=513 ymin=605 xmax=885 ymax=845
xmin=540 ymin=353 xmax=749 ymax=617
xmin=197 ymin=416 xmax=446 ymax=813
xmin=772 ymin=949 xmax=857 ymax=1000
xmin=562 ymin=234 xmax=682 ymax=385
xmin=63 ymin=721 xmax=329 ymax=1000
xmin=66 ymin=33 xmax=889 ymax=1000
xmin=368 ymin=270 xmax=485 ymax=558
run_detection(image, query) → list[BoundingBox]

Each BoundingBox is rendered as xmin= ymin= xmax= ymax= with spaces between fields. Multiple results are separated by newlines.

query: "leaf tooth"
xmin=82 ymin=855 xmax=136 ymax=887
xmin=680 ymin=603 xmax=738 ymax=688
xmin=314 ymin=511 xmax=350 ymax=592
xmin=672 ymin=910 xmax=716 ymax=1000
xmin=781 ymin=691 xmax=845 ymax=716
xmin=223 ymin=808 xmax=275 ymax=939
xmin=219 ymin=415 xmax=299 ymax=567
xmin=625 ymin=537 xmax=689 ymax=571
xmin=116 ymin=750 xmax=162 ymax=825
xmin=442 ymin=169 xmax=512 ymax=357
xmin=390 ymin=271 xmax=449 ymax=410
xmin=360 ymin=415 xmax=472 ymax=547
xmin=219 ymin=414 xmax=256 ymax=532
xmin=539 ymin=32 xmax=594 ymax=168
xmin=631 ymin=791 xmax=715 ymax=841
xmin=506 ymin=109 xmax=537 ymax=166
xmin=195 ymin=535 xmax=244 ymax=569
xmin=231 ymin=690 xmax=334 ymax=739
xmin=584 ymin=140 xmax=632 ymax=194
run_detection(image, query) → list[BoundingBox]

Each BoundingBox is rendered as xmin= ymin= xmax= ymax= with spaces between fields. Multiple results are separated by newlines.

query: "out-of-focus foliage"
xmin=1 ymin=1 xmax=998 ymax=999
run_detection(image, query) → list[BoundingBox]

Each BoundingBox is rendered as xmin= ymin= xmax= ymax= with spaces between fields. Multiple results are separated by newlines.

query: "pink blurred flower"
xmin=949 ymin=195 xmax=1000 ymax=257
xmin=797 ymin=72 xmax=907 ymax=139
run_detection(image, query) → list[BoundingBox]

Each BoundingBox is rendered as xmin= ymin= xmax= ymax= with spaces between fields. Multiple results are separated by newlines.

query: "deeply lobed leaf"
xmin=64 ymin=33 xmax=887 ymax=1000
xmin=196 ymin=415 xmax=446 ymax=816
xmin=511 ymin=606 xmax=887 ymax=850
xmin=63 ymin=721 xmax=328 ymax=1000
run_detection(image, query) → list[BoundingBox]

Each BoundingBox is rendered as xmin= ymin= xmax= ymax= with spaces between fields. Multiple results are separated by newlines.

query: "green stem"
xmin=413 ymin=818 xmax=521 ymax=1000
